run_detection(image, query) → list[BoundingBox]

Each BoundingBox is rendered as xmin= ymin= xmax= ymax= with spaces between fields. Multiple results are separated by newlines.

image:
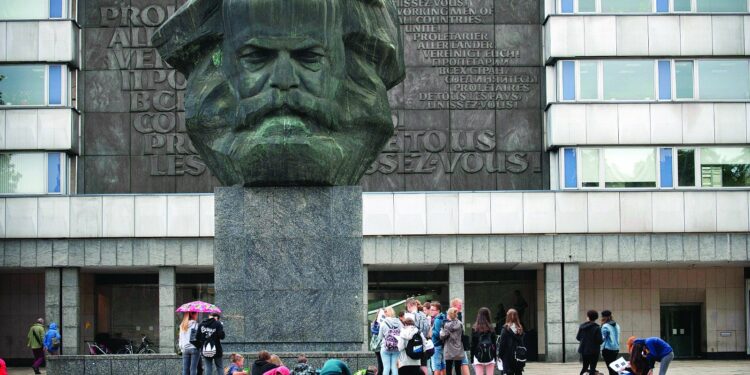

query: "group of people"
xmin=24 ymin=318 xmax=61 ymax=374
xmin=576 ymin=309 xmax=674 ymax=375
xmin=370 ymin=298 xmax=527 ymax=375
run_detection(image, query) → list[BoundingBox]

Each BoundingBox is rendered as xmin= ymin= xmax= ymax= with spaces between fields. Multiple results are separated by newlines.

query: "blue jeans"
xmin=203 ymin=356 xmax=224 ymax=375
xmin=380 ymin=349 xmax=399 ymax=375
xmin=431 ymin=346 xmax=445 ymax=371
xmin=658 ymin=352 xmax=674 ymax=375
xmin=182 ymin=347 xmax=200 ymax=375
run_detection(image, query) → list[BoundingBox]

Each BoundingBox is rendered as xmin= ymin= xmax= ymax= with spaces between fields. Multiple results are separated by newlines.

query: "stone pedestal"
xmin=214 ymin=186 xmax=363 ymax=352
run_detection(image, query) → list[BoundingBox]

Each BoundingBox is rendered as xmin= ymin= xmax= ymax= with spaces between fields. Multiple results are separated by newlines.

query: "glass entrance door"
xmin=660 ymin=304 xmax=701 ymax=358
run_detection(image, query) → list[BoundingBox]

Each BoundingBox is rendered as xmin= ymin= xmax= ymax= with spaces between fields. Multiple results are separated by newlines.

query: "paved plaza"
xmin=8 ymin=360 xmax=750 ymax=375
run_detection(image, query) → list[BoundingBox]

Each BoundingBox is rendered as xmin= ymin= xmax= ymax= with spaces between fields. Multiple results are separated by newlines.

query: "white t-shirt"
xmin=178 ymin=320 xmax=197 ymax=350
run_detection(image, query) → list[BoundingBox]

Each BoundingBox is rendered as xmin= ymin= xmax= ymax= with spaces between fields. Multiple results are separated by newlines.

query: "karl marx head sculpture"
xmin=153 ymin=0 xmax=404 ymax=186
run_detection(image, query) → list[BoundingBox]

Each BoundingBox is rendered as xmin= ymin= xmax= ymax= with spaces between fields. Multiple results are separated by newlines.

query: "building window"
xmin=0 ymin=152 xmax=65 ymax=194
xmin=677 ymin=148 xmax=696 ymax=187
xmin=601 ymin=0 xmax=652 ymax=13
xmin=675 ymin=61 xmax=694 ymax=99
xmin=563 ymin=148 xmax=578 ymax=188
xmin=559 ymin=59 xmax=750 ymax=102
xmin=558 ymin=0 xmax=748 ymax=13
xmin=0 ymin=65 xmax=65 ymax=106
xmin=602 ymin=60 xmax=654 ymax=100
xmin=700 ymin=148 xmax=750 ymax=187
xmin=0 ymin=0 xmax=65 ymax=19
xmin=696 ymin=0 xmax=747 ymax=12
xmin=659 ymin=148 xmax=674 ymax=188
xmin=698 ymin=60 xmax=750 ymax=100
xmin=575 ymin=148 xmax=658 ymax=188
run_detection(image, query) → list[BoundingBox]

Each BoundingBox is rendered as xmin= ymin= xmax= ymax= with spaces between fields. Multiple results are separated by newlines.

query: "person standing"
xmin=43 ymin=322 xmax=62 ymax=356
xmin=179 ymin=312 xmax=200 ymax=375
xmin=633 ymin=337 xmax=673 ymax=375
xmin=406 ymin=298 xmax=431 ymax=375
xmin=429 ymin=303 xmax=446 ymax=375
xmin=576 ymin=310 xmax=603 ymax=375
xmin=600 ymin=310 xmax=621 ymax=375
xmin=470 ymin=308 xmax=496 ymax=375
xmin=497 ymin=309 xmax=525 ymax=375
xmin=449 ymin=299 xmax=470 ymax=375
xmin=439 ymin=308 xmax=465 ymax=375
xmin=397 ymin=313 xmax=427 ymax=375
xmin=371 ymin=309 xmax=386 ymax=375
xmin=194 ymin=312 xmax=225 ymax=375
xmin=27 ymin=318 xmax=45 ymax=374
xmin=378 ymin=307 xmax=403 ymax=375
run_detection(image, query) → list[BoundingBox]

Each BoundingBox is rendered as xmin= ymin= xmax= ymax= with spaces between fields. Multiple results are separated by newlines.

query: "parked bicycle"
xmin=115 ymin=334 xmax=156 ymax=354
xmin=86 ymin=341 xmax=111 ymax=355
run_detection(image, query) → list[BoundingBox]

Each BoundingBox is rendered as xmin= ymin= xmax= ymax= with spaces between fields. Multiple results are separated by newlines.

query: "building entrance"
xmin=660 ymin=304 xmax=701 ymax=358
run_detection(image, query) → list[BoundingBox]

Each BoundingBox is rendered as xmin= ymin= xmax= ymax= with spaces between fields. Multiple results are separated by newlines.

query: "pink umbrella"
xmin=176 ymin=301 xmax=222 ymax=314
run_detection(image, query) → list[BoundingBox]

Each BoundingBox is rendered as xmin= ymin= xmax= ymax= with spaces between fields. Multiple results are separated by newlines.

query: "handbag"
xmin=495 ymin=359 xmax=503 ymax=372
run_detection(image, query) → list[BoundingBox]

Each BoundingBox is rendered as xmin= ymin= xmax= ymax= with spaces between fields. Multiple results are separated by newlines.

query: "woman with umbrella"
xmin=177 ymin=301 xmax=222 ymax=375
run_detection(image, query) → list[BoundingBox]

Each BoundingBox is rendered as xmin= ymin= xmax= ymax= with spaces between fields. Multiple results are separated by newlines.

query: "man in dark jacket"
xmin=193 ymin=313 xmax=225 ymax=375
xmin=576 ymin=310 xmax=603 ymax=375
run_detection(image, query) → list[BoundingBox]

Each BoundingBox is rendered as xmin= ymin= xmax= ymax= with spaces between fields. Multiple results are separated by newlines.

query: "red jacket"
xmin=0 ymin=358 xmax=7 ymax=375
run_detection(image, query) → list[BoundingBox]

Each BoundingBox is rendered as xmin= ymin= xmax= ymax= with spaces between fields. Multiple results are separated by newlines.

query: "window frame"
xmin=0 ymin=152 xmax=67 ymax=195
xmin=0 ymin=64 xmax=67 ymax=107
xmin=557 ymin=0 xmax=750 ymax=14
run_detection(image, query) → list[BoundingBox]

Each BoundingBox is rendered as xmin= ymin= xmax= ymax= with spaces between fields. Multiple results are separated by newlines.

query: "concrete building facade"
xmin=0 ymin=0 xmax=749 ymax=365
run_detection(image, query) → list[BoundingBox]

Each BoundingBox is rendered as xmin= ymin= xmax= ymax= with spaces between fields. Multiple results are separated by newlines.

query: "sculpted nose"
xmin=269 ymin=53 xmax=300 ymax=91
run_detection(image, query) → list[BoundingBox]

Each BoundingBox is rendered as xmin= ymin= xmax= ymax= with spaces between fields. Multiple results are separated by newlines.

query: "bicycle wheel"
xmin=138 ymin=348 xmax=156 ymax=354
xmin=116 ymin=348 xmax=131 ymax=355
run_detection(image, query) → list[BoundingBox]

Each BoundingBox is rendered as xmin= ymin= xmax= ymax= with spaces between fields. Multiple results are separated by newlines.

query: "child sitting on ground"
xmin=227 ymin=353 xmax=249 ymax=375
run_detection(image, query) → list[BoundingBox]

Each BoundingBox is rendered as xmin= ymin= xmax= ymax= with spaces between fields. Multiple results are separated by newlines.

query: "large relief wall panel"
xmin=80 ymin=0 xmax=544 ymax=192
xmin=361 ymin=0 xmax=545 ymax=191
xmin=80 ymin=0 xmax=218 ymax=193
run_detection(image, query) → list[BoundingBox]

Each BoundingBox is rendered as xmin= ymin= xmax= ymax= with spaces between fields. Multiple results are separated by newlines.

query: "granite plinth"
xmin=215 ymin=186 xmax=364 ymax=352
xmin=48 ymin=353 xmax=376 ymax=375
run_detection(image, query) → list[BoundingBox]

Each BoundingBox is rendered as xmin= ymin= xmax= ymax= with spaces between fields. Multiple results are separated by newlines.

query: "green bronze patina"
xmin=153 ymin=0 xmax=405 ymax=186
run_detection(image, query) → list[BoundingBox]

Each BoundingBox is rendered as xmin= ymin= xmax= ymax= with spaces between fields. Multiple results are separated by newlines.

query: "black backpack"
xmin=405 ymin=331 xmax=424 ymax=360
xmin=513 ymin=333 xmax=527 ymax=367
xmin=476 ymin=332 xmax=495 ymax=363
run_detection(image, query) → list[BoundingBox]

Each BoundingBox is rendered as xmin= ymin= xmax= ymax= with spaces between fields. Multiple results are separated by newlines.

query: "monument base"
xmin=214 ymin=186 xmax=364 ymax=352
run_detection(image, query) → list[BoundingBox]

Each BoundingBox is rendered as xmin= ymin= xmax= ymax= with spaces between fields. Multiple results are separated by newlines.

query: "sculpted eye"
xmin=238 ymin=47 xmax=275 ymax=65
xmin=292 ymin=48 xmax=324 ymax=69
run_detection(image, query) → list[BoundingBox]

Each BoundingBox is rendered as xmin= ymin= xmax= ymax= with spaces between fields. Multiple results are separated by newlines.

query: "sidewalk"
xmin=9 ymin=360 xmax=750 ymax=374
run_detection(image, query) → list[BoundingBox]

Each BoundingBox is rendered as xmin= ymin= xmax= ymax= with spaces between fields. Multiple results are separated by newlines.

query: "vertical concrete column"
xmin=544 ymin=263 xmax=580 ymax=363
xmin=362 ymin=265 xmax=369 ymax=351
xmin=45 ymin=268 xmax=61 ymax=328
xmin=562 ymin=263 xmax=580 ymax=362
xmin=448 ymin=264 xmax=465 ymax=303
xmin=61 ymin=268 xmax=79 ymax=354
xmin=159 ymin=266 xmax=177 ymax=353
xmin=544 ymin=264 xmax=563 ymax=362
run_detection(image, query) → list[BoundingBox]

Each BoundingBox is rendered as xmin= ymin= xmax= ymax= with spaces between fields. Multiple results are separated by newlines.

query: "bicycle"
xmin=86 ymin=341 xmax=111 ymax=355
xmin=115 ymin=334 xmax=156 ymax=354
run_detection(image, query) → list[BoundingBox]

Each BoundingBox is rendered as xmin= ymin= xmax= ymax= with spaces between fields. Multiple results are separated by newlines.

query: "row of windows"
xmin=0 ymin=65 xmax=67 ymax=106
xmin=561 ymin=146 xmax=750 ymax=189
xmin=0 ymin=152 xmax=66 ymax=194
xmin=559 ymin=59 xmax=750 ymax=102
xmin=559 ymin=0 xmax=748 ymax=14
xmin=0 ymin=0 xmax=68 ymax=19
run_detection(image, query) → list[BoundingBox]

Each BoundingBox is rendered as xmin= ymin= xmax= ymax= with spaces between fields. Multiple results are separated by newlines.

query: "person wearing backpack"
xmin=43 ymin=322 xmax=62 ymax=356
xmin=27 ymin=318 xmax=45 ymax=374
xmin=406 ymin=299 xmax=431 ymax=375
xmin=576 ymin=310 xmax=603 ymax=375
xmin=469 ymin=308 xmax=496 ymax=375
xmin=193 ymin=312 xmax=226 ymax=375
xmin=497 ymin=309 xmax=525 ymax=375
xmin=378 ymin=307 xmax=403 ymax=375
xmin=180 ymin=312 xmax=200 ymax=375
xmin=397 ymin=313 xmax=427 ymax=375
